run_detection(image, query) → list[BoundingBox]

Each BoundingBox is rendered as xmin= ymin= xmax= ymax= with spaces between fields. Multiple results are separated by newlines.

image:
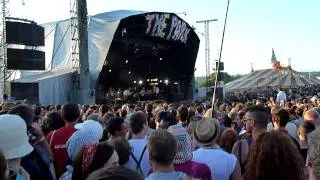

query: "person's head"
xmin=84 ymin=109 xmax=95 ymax=120
xmin=307 ymin=129 xmax=320 ymax=180
xmin=298 ymin=121 xmax=316 ymax=143
xmin=7 ymin=104 xmax=34 ymax=128
xmin=295 ymin=107 xmax=304 ymax=118
xmin=99 ymin=104 xmax=109 ymax=117
xmin=156 ymin=111 xmax=169 ymax=129
xmin=177 ymin=106 xmax=188 ymax=124
xmin=87 ymin=113 xmax=100 ymax=122
xmin=128 ymin=104 xmax=136 ymax=113
xmin=106 ymin=117 xmax=126 ymax=139
xmin=272 ymin=109 xmax=290 ymax=129
xmin=110 ymin=137 xmax=131 ymax=165
xmin=62 ymin=102 xmax=80 ymax=123
xmin=304 ymin=109 xmax=320 ymax=128
xmin=245 ymin=131 xmax=304 ymax=180
xmin=218 ymin=128 xmax=238 ymax=153
xmin=72 ymin=142 xmax=119 ymax=180
xmin=145 ymin=103 xmax=153 ymax=113
xmin=243 ymin=105 xmax=270 ymax=140
xmin=0 ymin=114 xmax=33 ymax=161
xmin=158 ymin=115 xmax=176 ymax=130
xmin=167 ymin=125 xmax=192 ymax=164
xmin=0 ymin=150 xmax=7 ymax=180
xmin=163 ymin=103 xmax=168 ymax=111
xmin=34 ymin=106 xmax=44 ymax=117
xmin=86 ymin=166 xmax=143 ymax=180
xmin=196 ymin=104 xmax=204 ymax=114
xmin=194 ymin=117 xmax=221 ymax=147
xmin=148 ymin=129 xmax=177 ymax=169
xmin=42 ymin=111 xmax=65 ymax=133
xmin=3 ymin=94 xmax=8 ymax=100
xmin=129 ymin=112 xmax=147 ymax=136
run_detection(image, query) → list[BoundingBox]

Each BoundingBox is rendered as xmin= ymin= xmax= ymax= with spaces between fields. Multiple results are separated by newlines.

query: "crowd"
xmin=0 ymin=87 xmax=320 ymax=180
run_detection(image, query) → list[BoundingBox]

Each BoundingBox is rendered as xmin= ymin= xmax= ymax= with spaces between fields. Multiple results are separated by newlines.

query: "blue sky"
xmin=8 ymin=0 xmax=320 ymax=76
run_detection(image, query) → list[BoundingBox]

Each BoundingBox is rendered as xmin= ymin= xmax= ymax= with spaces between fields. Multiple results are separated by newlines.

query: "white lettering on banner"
xmin=145 ymin=13 xmax=190 ymax=43
xmin=146 ymin=14 xmax=155 ymax=34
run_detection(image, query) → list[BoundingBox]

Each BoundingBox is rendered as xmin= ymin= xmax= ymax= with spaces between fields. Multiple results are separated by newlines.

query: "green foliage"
xmin=196 ymin=72 xmax=243 ymax=87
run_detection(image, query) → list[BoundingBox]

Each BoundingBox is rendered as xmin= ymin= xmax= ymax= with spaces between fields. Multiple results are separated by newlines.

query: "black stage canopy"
xmin=96 ymin=12 xmax=200 ymax=102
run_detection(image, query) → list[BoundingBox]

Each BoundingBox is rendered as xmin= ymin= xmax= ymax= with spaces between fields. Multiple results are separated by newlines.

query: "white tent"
xmin=12 ymin=10 xmax=145 ymax=105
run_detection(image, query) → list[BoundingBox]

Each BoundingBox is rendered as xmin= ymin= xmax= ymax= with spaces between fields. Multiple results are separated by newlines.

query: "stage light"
xmin=160 ymin=57 xmax=162 ymax=61
xmin=125 ymin=60 xmax=128 ymax=63
xmin=139 ymin=80 xmax=143 ymax=85
xmin=160 ymin=80 xmax=162 ymax=83
xmin=165 ymin=79 xmax=169 ymax=84
xmin=109 ymin=69 xmax=112 ymax=72
xmin=134 ymin=81 xmax=137 ymax=84
xmin=174 ymin=82 xmax=179 ymax=85
xmin=128 ymin=71 xmax=131 ymax=74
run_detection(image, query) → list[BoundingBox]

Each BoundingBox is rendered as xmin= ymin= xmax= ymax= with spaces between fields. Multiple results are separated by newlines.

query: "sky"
xmin=7 ymin=0 xmax=320 ymax=76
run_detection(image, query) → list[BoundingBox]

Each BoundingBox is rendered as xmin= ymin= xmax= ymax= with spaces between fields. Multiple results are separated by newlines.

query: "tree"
xmin=197 ymin=72 xmax=243 ymax=87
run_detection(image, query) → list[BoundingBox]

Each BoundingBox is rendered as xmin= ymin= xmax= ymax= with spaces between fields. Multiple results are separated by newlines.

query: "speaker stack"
xmin=5 ymin=17 xmax=45 ymax=70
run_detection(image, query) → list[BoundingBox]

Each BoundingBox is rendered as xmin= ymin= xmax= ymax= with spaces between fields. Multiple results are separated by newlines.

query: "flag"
xmin=271 ymin=48 xmax=277 ymax=63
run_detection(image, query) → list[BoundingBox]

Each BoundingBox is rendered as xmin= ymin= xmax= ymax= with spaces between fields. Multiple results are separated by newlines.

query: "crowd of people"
xmin=1 ymin=88 xmax=320 ymax=180
xmin=105 ymin=86 xmax=161 ymax=103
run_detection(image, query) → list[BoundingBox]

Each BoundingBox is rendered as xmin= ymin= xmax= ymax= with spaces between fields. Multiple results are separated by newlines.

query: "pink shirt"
xmin=149 ymin=160 xmax=212 ymax=180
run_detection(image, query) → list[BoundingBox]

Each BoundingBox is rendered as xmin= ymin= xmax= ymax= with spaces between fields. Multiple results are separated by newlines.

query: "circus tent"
xmin=226 ymin=67 xmax=320 ymax=91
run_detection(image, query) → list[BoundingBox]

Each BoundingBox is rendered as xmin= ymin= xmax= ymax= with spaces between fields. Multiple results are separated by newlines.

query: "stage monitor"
xmin=7 ymin=48 xmax=45 ymax=70
xmin=6 ymin=21 xmax=45 ymax=46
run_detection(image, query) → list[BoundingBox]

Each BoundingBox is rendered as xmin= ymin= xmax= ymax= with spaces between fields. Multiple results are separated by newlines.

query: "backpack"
xmin=131 ymin=145 xmax=147 ymax=176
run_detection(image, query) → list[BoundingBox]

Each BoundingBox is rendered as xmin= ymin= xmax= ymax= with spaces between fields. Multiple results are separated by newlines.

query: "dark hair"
xmin=130 ymin=112 xmax=147 ymax=135
xmin=163 ymin=115 xmax=177 ymax=127
xmin=72 ymin=142 xmax=115 ymax=180
xmin=8 ymin=104 xmax=34 ymax=127
xmin=128 ymin=104 xmax=136 ymax=110
xmin=34 ymin=106 xmax=43 ymax=116
xmin=86 ymin=166 xmax=143 ymax=180
xmin=196 ymin=104 xmax=204 ymax=114
xmin=145 ymin=103 xmax=153 ymax=113
xmin=99 ymin=104 xmax=109 ymax=115
xmin=56 ymin=105 xmax=62 ymax=111
xmin=42 ymin=111 xmax=65 ymax=133
xmin=3 ymin=94 xmax=8 ymax=100
xmin=110 ymin=137 xmax=131 ymax=165
xmin=62 ymin=103 xmax=80 ymax=123
xmin=0 ymin=150 xmax=7 ymax=180
xmin=177 ymin=106 xmax=188 ymax=122
xmin=245 ymin=105 xmax=270 ymax=127
xmin=245 ymin=131 xmax=304 ymax=180
xmin=148 ymin=129 xmax=177 ymax=166
xmin=274 ymin=109 xmax=290 ymax=127
xmin=295 ymin=108 xmax=303 ymax=117
xmin=106 ymin=117 xmax=124 ymax=136
xmin=218 ymin=128 xmax=238 ymax=153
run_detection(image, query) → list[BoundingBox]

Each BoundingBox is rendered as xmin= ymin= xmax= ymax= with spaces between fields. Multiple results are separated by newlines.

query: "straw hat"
xmin=0 ymin=114 xmax=33 ymax=159
xmin=194 ymin=117 xmax=220 ymax=146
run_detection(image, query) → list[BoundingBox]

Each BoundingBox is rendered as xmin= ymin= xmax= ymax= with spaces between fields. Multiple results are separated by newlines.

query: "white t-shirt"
xmin=126 ymin=139 xmax=150 ymax=177
xmin=276 ymin=91 xmax=287 ymax=103
xmin=193 ymin=147 xmax=237 ymax=180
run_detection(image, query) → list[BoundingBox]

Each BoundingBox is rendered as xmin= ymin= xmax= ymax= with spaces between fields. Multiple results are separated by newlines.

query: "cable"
xmin=47 ymin=24 xmax=71 ymax=70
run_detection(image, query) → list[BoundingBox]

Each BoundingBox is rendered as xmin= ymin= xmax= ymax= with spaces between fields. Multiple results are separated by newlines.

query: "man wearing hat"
xmin=0 ymin=114 xmax=34 ymax=180
xmin=192 ymin=117 xmax=241 ymax=180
